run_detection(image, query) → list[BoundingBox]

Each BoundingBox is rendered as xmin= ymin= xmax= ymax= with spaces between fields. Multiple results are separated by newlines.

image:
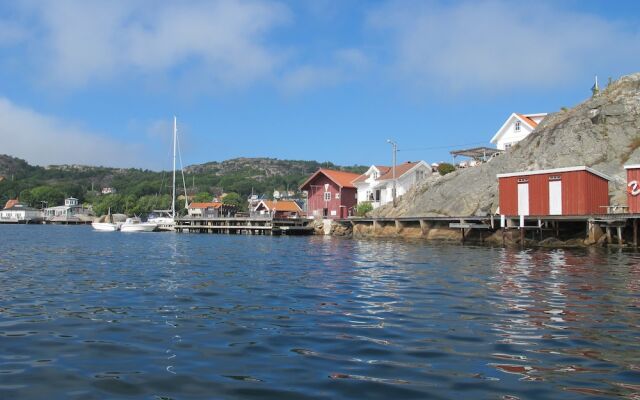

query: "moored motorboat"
xmin=92 ymin=208 xmax=121 ymax=231
xmin=120 ymin=217 xmax=157 ymax=232
xmin=91 ymin=221 xmax=121 ymax=231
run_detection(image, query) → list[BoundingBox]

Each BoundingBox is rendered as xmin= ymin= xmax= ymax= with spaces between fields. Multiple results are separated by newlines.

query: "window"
xmin=335 ymin=193 xmax=340 ymax=200
xmin=549 ymin=175 xmax=561 ymax=181
xmin=517 ymin=178 xmax=528 ymax=183
xmin=515 ymin=121 xmax=521 ymax=132
xmin=375 ymin=189 xmax=381 ymax=201
xmin=504 ymin=143 xmax=512 ymax=150
xmin=323 ymin=192 xmax=331 ymax=201
xmin=372 ymin=172 xmax=378 ymax=179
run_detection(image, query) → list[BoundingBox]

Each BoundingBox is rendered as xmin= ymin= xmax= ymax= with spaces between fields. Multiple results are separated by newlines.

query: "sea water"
xmin=0 ymin=225 xmax=639 ymax=399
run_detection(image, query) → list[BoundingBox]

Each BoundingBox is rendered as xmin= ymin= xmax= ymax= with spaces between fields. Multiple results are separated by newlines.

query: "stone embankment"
xmin=321 ymin=218 xmax=615 ymax=248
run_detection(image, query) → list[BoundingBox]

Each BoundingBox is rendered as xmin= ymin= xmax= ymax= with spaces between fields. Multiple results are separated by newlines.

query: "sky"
xmin=0 ymin=0 xmax=639 ymax=171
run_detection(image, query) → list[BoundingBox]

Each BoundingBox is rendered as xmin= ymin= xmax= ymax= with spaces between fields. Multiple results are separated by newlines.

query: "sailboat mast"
xmin=172 ymin=116 xmax=177 ymax=218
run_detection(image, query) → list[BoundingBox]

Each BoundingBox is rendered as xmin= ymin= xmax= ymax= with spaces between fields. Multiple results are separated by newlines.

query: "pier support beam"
xmin=395 ymin=220 xmax=403 ymax=235
xmin=373 ymin=220 xmax=381 ymax=235
xmin=634 ymin=219 xmax=638 ymax=248
xmin=617 ymin=226 xmax=624 ymax=246
xmin=419 ymin=220 xmax=429 ymax=237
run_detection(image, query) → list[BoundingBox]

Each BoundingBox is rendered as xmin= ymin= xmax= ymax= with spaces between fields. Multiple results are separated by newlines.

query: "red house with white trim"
xmin=497 ymin=166 xmax=610 ymax=216
xmin=300 ymin=168 xmax=360 ymax=219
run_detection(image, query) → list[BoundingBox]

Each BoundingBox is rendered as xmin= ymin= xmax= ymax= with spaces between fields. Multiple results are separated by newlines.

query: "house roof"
xmin=3 ymin=199 xmax=19 ymax=209
xmin=490 ymin=113 xmax=546 ymax=144
xmin=188 ymin=202 xmax=223 ymax=209
xmin=377 ymin=161 xmax=423 ymax=181
xmin=496 ymin=166 xmax=611 ymax=181
xmin=299 ymin=168 xmax=361 ymax=190
xmin=3 ymin=204 xmax=38 ymax=211
xmin=353 ymin=165 xmax=391 ymax=183
xmin=256 ymin=200 xmax=302 ymax=213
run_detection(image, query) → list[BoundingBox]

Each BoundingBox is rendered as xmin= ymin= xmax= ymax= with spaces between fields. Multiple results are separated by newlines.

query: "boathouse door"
xmin=549 ymin=179 xmax=562 ymax=215
xmin=517 ymin=181 xmax=529 ymax=216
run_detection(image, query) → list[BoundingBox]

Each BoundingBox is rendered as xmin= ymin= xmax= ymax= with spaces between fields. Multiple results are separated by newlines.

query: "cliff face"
xmin=373 ymin=73 xmax=640 ymax=217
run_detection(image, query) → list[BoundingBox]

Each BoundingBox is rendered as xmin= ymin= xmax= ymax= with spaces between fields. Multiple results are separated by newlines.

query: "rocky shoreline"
xmin=313 ymin=219 xmax=620 ymax=249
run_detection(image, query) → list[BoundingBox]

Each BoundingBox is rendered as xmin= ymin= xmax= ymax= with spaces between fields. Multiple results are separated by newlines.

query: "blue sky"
xmin=0 ymin=0 xmax=639 ymax=170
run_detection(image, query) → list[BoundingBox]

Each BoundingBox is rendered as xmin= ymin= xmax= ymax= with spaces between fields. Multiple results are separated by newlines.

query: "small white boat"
xmin=120 ymin=217 xmax=157 ymax=232
xmin=91 ymin=222 xmax=121 ymax=231
xmin=92 ymin=208 xmax=121 ymax=231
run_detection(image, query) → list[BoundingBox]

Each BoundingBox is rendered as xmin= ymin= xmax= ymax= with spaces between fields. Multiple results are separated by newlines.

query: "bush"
xmin=356 ymin=201 xmax=373 ymax=216
xmin=437 ymin=163 xmax=456 ymax=176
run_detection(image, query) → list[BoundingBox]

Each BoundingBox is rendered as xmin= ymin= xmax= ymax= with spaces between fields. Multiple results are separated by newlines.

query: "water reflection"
xmin=1 ymin=227 xmax=640 ymax=399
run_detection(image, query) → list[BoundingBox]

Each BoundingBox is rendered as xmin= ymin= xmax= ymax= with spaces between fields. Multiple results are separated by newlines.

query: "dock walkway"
xmin=175 ymin=216 xmax=314 ymax=235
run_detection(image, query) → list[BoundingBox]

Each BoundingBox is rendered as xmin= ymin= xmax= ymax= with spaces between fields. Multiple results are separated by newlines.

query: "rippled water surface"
xmin=1 ymin=225 xmax=640 ymax=399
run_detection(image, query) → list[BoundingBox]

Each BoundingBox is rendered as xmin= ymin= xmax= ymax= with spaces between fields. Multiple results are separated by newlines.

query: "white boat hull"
xmin=121 ymin=222 xmax=157 ymax=232
xmin=92 ymin=222 xmax=120 ymax=231
xmin=148 ymin=217 xmax=175 ymax=231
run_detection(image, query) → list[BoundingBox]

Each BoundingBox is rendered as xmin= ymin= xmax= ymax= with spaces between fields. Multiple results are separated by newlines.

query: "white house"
xmin=43 ymin=197 xmax=93 ymax=221
xmin=0 ymin=204 xmax=43 ymax=223
xmin=490 ymin=113 xmax=547 ymax=150
xmin=354 ymin=161 xmax=431 ymax=209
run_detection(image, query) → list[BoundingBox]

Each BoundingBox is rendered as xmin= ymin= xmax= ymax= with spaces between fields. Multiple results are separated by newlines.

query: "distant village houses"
xmin=188 ymin=202 xmax=237 ymax=218
xmin=1 ymin=199 xmax=42 ymax=223
xmin=101 ymin=187 xmax=116 ymax=195
xmin=43 ymin=197 xmax=93 ymax=222
xmin=253 ymin=200 xmax=303 ymax=219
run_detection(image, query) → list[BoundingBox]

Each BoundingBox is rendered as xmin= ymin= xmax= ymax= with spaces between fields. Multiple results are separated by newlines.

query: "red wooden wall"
xmin=304 ymin=173 xmax=357 ymax=219
xmin=627 ymin=168 xmax=640 ymax=213
xmin=499 ymin=170 xmax=609 ymax=216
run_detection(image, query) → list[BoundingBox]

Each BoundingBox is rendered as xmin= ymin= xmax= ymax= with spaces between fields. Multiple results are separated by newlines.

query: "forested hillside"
xmin=0 ymin=155 xmax=366 ymax=215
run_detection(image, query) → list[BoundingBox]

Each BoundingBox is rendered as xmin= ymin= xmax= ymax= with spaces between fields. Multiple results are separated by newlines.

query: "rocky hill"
xmin=184 ymin=157 xmax=364 ymax=180
xmin=373 ymin=72 xmax=640 ymax=217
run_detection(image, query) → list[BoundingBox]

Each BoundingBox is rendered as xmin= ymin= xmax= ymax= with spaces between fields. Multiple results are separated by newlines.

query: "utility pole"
xmin=387 ymin=139 xmax=397 ymax=207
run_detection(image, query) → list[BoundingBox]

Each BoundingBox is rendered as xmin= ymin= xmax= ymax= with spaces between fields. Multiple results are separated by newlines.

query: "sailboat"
xmin=148 ymin=116 xmax=189 ymax=231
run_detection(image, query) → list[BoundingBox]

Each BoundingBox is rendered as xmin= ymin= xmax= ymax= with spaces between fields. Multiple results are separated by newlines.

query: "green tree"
xmin=193 ymin=192 xmax=212 ymax=202
xmin=437 ymin=163 xmax=456 ymax=176
xmin=222 ymin=192 xmax=244 ymax=210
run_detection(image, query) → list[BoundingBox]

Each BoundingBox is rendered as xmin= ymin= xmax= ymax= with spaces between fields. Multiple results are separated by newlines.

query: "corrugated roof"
xmin=258 ymin=200 xmax=302 ymax=213
xmin=377 ymin=162 xmax=420 ymax=181
xmin=300 ymin=168 xmax=362 ymax=189
xmin=517 ymin=113 xmax=538 ymax=128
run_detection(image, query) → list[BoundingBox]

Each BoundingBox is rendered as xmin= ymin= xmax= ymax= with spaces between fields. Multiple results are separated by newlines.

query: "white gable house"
xmin=354 ymin=161 xmax=431 ymax=209
xmin=490 ymin=113 xmax=547 ymax=150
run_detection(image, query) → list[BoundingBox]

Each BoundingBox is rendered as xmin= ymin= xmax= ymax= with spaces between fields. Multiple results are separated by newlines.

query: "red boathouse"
xmin=497 ymin=166 xmax=610 ymax=216
xmin=625 ymin=164 xmax=640 ymax=213
xmin=300 ymin=168 xmax=360 ymax=219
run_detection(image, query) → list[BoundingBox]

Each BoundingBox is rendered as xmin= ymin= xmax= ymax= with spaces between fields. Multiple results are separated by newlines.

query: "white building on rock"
xmin=490 ymin=113 xmax=547 ymax=150
xmin=354 ymin=161 xmax=431 ymax=209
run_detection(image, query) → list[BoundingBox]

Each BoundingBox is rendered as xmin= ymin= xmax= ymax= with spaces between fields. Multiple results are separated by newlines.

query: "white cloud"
xmin=16 ymin=0 xmax=290 ymax=89
xmin=0 ymin=97 xmax=152 ymax=168
xmin=281 ymin=48 xmax=369 ymax=93
xmin=368 ymin=0 xmax=640 ymax=93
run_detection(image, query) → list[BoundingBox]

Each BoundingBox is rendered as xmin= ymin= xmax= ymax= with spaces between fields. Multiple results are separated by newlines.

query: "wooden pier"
xmin=341 ymin=214 xmax=640 ymax=247
xmin=175 ymin=216 xmax=314 ymax=235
